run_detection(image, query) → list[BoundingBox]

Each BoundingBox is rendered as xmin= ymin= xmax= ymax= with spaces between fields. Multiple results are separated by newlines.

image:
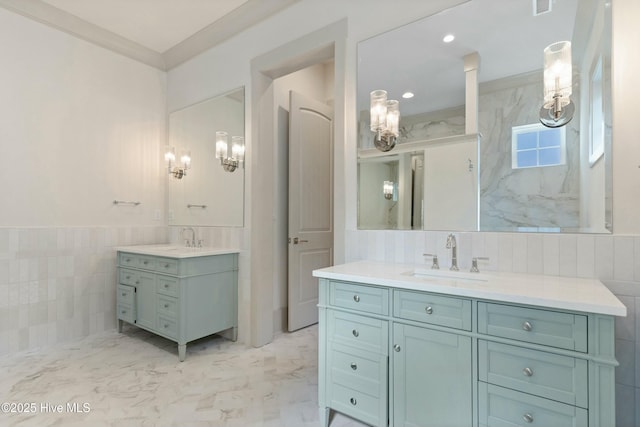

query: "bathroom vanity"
xmin=116 ymin=245 xmax=239 ymax=361
xmin=313 ymin=261 xmax=626 ymax=427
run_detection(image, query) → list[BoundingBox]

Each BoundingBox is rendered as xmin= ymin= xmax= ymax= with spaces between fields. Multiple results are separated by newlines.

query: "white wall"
xmin=0 ymin=8 xmax=167 ymax=355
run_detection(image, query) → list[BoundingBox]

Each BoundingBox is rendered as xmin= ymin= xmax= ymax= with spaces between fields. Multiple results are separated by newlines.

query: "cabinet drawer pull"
xmin=121 ymin=309 xmax=127 ymax=314
xmin=125 ymin=258 xmax=131 ymax=262
xmin=143 ymin=260 xmax=148 ymax=265
xmin=125 ymin=275 xmax=131 ymax=280
xmin=164 ymin=303 xmax=169 ymax=309
xmin=394 ymin=344 xmax=401 ymax=352
xmin=121 ymin=292 xmax=126 ymax=297
xmin=522 ymin=321 xmax=533 ymax=332
xmin=425 ymin=306 xmax=433 ymax=315
xmin=135 ymin=281 xmax=139 ymax=285
xmin=523 ymin=367 xmax=534 ymax=377
xmin=164 ymin=284 xmax=169 ymax=288
xmin=523 ymin=413 xmax=534 ymax=423
xmin=350 ymin=362 xmax=358 ymax=371
xmin=164 ymin=264 xmax=170 ymax=268
xmin=164 ymin=324 xmax=169 ymax=329
xmin=349 ymin=397 xmax=357 ymax=406
xmin=353 ymin=295 xmax=360 ymax=303
xmin=352 ymin=329 xmax=359 ymax=338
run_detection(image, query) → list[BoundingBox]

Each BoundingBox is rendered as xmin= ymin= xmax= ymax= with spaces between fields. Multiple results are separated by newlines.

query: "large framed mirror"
xmin=167 ymin=87 xmax=245 ymax=227
xmin=357 ymin=0 xmax=612 ymax=233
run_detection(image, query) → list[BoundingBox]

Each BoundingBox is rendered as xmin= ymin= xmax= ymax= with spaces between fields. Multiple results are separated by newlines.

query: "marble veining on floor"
xmin=0 ymin=325 xmax=365 ymax=427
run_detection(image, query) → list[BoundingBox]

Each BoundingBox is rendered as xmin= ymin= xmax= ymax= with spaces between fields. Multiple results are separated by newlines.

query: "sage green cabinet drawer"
xmin=137 ymin=255 xmax=156 ymax=270
xmin=157 ymin=315 xmax=178 ymax=339
xmin=119 ymin=269 xmax=139 ymax=286
xmin=478 ymin=340 xmax=588 ymax=408
xmin=156 ymin=276 xmax=179 ymax=297
xmin=156 ymin=257 xmax=179 ymax=275
xmin=479 ymin=382 xmax=588 ymax=427
xmin=478 ymin=302 xmax=587 ymax=352
xmin=329 ymin=281 xmax=389 ymax=315
xmin=328 ymin=310 xmax=388 ymax=354
xmin=393 ymin=289 xmax=471 ymax=331
xmin=328 ymin=342 xmax=387 ymax=396
xmin=117 ymin=285 xmax=135 ymax=306
xmin=119 ymin=253 xmax=140 ymax=268
xmin=329 ymin=382 xmax=386 ymax=427
xmin=157 ymin=295 xmax=178 ymax=318
xmin=117 ymin=304 xmax=135 ymax=323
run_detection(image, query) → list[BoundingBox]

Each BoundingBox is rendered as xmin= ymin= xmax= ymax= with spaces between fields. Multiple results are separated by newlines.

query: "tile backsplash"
xmin=0 ymin=226 xmax=167 ymax=356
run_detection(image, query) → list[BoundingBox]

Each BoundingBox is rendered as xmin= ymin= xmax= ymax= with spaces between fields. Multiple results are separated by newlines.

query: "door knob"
xmin=292 ymin=237 xmax=309 ymax=244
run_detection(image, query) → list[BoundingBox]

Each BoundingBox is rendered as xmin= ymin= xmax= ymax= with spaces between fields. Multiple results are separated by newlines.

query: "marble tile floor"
xmin=0 ymin=324 xmax=367 ymax=427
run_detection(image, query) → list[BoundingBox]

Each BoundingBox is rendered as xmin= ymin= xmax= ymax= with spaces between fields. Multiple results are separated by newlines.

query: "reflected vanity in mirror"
xmin=167 ymin=87 xmax=245 ymax=227
xmin=357 ymin=0 xmax=612 ymax=233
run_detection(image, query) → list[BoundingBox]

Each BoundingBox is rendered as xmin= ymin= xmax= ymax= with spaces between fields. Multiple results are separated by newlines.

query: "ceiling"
xmin=357 ymin=0 xmax=581 ymax=116
xmin=0 ymin=0 xmax=299 ymax=70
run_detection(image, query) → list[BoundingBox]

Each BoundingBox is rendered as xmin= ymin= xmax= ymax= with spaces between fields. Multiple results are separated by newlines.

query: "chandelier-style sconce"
xmin=539 ymin=41 xmax=574 ymax=128
xmin=370 ymin=90 xmax=400 ymax=152
xmin=383 ymin=180 xmax=395 ymax=200
xmin=164 ymin=146 xmax=191 ymax=179
xmin=215 ymin=131 xmax=245 ymax=173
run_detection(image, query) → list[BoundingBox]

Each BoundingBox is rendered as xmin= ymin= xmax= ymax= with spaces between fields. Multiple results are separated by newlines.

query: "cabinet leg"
xmin=231 ymin=326 xmax=238 ymax=342
xmin=118 ymin=319 xmax=124 ymax=333
xmin=319 ymin=407 xmax=330 ymax=427
xmin=178 ymin=344 xmax=186 ymax=362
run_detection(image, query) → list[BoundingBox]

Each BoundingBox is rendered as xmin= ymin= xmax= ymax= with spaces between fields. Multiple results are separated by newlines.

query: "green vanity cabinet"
xmin=116 ymin=248 xmax=238 ymax=361
xmin=317 ymin=274 xmax=620 ymax=427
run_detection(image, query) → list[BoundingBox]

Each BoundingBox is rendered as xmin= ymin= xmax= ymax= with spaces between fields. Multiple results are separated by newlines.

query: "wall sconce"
xmin=215 ymin=131 xmax=245 ymax=172
xmin=164 ymin=146 xmax=191 ymax=179
xmin=370 ymin=90 xmax=400 ymax=152
xmin=539 ymin=41 xmax=574 ymax=128
xmin=383 ymin=180 xmax=396 ymax=200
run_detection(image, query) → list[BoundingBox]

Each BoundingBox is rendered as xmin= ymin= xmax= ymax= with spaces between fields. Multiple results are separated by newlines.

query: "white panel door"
xmin=288 ymin=90 xmax=333 ymax=332
xmin=424 ymin=138 xmax=479 ymax=231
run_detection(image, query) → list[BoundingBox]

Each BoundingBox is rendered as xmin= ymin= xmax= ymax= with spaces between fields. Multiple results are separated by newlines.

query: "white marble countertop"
xmin=313 ymin=261 xmax=627 ymax=317
xmin=116 ymin=244 xmax=239 ymax=259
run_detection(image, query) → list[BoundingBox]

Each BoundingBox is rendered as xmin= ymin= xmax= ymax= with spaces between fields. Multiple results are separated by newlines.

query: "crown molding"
xmin=0 ymin=0 xmax=165 ymax=69
xmin=163 ymin=0 xmax=300 ymax=70
xmin=0 ymin=0 xmax=300 ymax=71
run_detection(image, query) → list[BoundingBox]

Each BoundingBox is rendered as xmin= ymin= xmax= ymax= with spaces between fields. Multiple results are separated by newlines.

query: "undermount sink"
xmin=410 ymin=268 xmax=489 ymax=283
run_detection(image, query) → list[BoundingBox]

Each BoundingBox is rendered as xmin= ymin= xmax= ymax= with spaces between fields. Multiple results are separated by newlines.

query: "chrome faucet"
xmin=181 ymin=227 xmax=196 ymax=247
xmin=446 ymin=234 xmax=459 ymax=271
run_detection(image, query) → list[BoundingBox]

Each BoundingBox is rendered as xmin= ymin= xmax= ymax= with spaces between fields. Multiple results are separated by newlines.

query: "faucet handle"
xmin=423 ymin=253 xmax=440 ymax=270
xmin=470 ymin=257 xmax=490 ymax=273
xmin=197 ymin=239 xmax=204 ymax=248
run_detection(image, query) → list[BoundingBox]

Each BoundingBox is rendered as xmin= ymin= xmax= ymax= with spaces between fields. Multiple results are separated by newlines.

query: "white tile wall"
xmin=0 ymin=226 xmax=167 ymax=356
xmin=346 ymin=230 xmax=640 ymax=427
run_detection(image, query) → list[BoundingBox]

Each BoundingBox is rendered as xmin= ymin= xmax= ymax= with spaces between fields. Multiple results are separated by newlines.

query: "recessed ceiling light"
xmin=402 ymin=92 xmax=414 ymax=99
xmin=443 ymin=34 xmax=455 ymax=43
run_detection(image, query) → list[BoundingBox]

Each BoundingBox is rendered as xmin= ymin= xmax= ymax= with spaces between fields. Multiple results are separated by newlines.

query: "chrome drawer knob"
xmin=523 ymin=413 xmax=534 ymax=423
xmin=353 ymin=295 xmax=360 ymax=303
xmin=164 ymin=284 xmax=169 ymax=288
xmin=164 ymin=304 xmax=169 ymax=308
xmin=350 ymin=363 xmax=357 ymax=371
xmin=121 ymin=310 xmax=126 ymax=314
xmin=164 ymin=264 xmax=170 ymax=268
xmin=126 ymin=276 xmax=131 ymax=280
xmin=425 ymin=306 xmax=433 ymax=315
xmin=522 ymin=321 xmax=533 ymax=332
xmin=121 ymin=293 xmax=126 ymax=297
xmin=350 ymin=398 xmax=357 ymax=406
xmin=394 ymin=344 xmax=401 ymax=352
xmin=523 ymin=367 xmax=534 ymax=377
xmin=352 ymin=329 xmax=359 ymax=338
xmin=164 ymin=324 xmax=169 ymax=329
xmin=143 ymin=261 xmax=148 ymax=265
xmin=135 ymin=281 xmax=139 ymax=285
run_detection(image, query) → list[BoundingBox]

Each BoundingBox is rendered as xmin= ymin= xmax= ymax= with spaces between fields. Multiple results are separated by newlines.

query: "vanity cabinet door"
xmin=392 ymin=323 xmax=472 ymax=427
xmin=135 ymin=272 xmax=156 ymax=330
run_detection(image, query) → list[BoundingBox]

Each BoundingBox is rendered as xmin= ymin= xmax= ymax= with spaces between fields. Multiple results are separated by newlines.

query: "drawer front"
xmin=156 ymin=276 xmax=179 ymax=297
xmin=478 ymin=303 xmax=587 ymax=352
xmin=156 ymin=257 xmax=179 ymax=276
xmin=328 ymin=342 xmax=387 ymax=396
xmin=329 ymin=281 xmax=389 ymax=315
xmin=137 ymin=255 xmax=157 ymax=270
xmin=478 ymin=340 xmax=588 ymax=408
xmin=157 ymin=315 xmax=178 ymax=339
xmin=119 ymin=253 xmax=140 ymax=268
xmin=329 ymin=382 xmax=386 ymax=427
xmin=479 ymin=383 xmax=588 ymax=427
xmin=328 ymin=310 xmax=388 ymax=355
xmin=394 ymin=289 xmax=472 ymax=331
xmin=117 ymin=285 xmax=135 ymax=306
xmin=157 ymin=295 xmax=178 ymax=318
xmin=119 ymin=269 xmax=139 ymax=286
xmin=117 ymin=304 xmax=135 ymax=323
